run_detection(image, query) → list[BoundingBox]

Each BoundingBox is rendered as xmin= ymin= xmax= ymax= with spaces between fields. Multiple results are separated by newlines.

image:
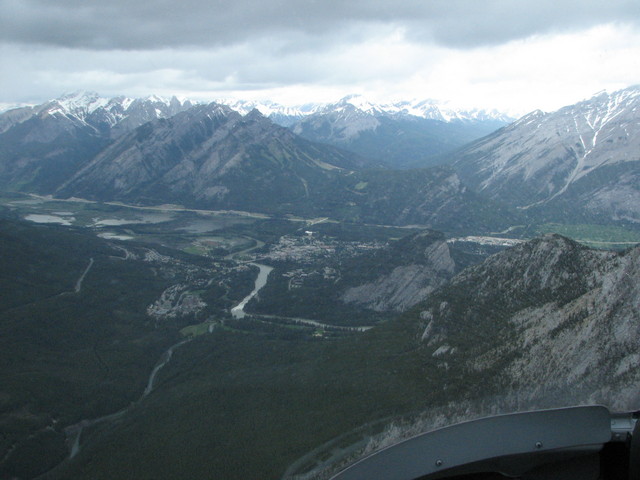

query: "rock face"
xmin=417 ymin=234 xmax=640 ymax=411
xmin=342 ymin=232 xmax=456 ymax=311
xmin=451 ymin=86 xmax=640 ymax=224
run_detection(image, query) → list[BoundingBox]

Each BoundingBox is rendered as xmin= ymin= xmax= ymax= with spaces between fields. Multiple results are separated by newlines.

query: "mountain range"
xmin=1 ymin=92 xmax=512 ymax=173
xmin=1 ymin=91 xmax=510 ymax=134
xmin=1 ymin=86 xmax=640 ymax=232
xmin=210 ymin=94 xmax=513 ymax=125
xmin=0 ymin=92 xmax=195 ymax=193
xmin=0 ymin=93 xmax=518 ymax=234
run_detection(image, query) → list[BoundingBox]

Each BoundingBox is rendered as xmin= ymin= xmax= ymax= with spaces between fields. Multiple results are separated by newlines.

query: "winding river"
xmin=64 ymin=338 xmax=192 ymax=460
xmin=229 ymin=263 xmax=372 ymax=332
xmin=231 ymin=263 xmax=273 ymax=319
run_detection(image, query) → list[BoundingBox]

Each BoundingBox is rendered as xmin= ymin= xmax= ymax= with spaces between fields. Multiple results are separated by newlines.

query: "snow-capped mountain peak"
xmin=331 ymin=95 xmax=385 ymax=115
xmin=216 ymin=98 xmax=320 ymax=118
xmin=212 ymin=95 xmax=514 ymax=125
xmin=47 ymin=91 xmax=110 ymax=120
xmin=0 ymin=92 xmax=199 ymax=137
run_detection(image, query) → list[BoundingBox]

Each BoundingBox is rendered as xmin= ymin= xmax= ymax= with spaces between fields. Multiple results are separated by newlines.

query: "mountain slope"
xmin=0 ymin=109 xmax=109 ymax=193
xmin=416 ymin=234 xmax=640 ymax=410
xmin=55 ymin=104 xmax=369 ymax=213
xmin=340 ymin=230 xmax=457 ymax=312
xmin=451 ymin=86 xmax=640 ymax=224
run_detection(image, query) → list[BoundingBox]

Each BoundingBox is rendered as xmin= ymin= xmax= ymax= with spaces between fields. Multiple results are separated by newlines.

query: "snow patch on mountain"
xmin=54 ymin=91 xmax=110 ymax=118
xmin=216 ymin=95 xmax=514 ymax=126
xmin=451 ymin=85 xmax=640 ymax=220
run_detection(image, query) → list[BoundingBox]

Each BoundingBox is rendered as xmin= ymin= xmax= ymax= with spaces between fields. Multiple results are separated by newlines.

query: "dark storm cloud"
xmin=2 ymin=0 xmax=639 ymax=51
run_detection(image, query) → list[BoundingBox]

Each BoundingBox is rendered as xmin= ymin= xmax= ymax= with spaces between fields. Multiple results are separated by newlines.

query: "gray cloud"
xmin=2 ymin=0 xmax=640 ymax=112
xmin=2 ymin=0 xmax=639 ymax=51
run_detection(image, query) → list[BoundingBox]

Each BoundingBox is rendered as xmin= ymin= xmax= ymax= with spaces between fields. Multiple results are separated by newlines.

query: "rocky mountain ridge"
xmin=0 ymin=92 xmax=197 ymax=193
xmin=0 ymin=91 xmax=194 ymax=137
xmin=417 ymin=234 xmax=640 ymax=411
xmin=451 ymin=85 xmax=640 ymax=224
xmin=55 ymin=104 xmax=366 ymax=212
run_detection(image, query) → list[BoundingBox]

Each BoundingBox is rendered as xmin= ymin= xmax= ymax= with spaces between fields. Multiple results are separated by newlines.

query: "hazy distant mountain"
xmin=288 ymin=95 xmax=511 ymax=168
xmin=217 ymin=95 xmax=511 ymax=168
xmin=226 ymin=94 xmax=511 ymax=126
xmin=451 ymin=85 xmax=640 ymax=224
xmin=216 ymin=98 xmax=322 ymax=127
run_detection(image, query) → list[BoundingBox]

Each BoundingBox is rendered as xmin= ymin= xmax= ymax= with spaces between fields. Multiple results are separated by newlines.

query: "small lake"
xmin=92 ymin=212 xmax=174 ymax=227
xmin=178 ymin=216 xmax=251 ymax=233
xmin=97 ymin=232 xmax=135 ymax=241
xmin=25 ymin=214 xmax=74 ymax=225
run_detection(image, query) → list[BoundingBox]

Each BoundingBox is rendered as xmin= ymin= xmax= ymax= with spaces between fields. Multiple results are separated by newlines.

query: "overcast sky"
xmin=2 ymin=0 xmax=640 ymax=115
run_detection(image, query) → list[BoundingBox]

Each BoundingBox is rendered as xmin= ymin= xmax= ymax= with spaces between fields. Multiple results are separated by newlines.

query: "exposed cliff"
xmin=342 ymin=232 xmax=456 ymax=311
